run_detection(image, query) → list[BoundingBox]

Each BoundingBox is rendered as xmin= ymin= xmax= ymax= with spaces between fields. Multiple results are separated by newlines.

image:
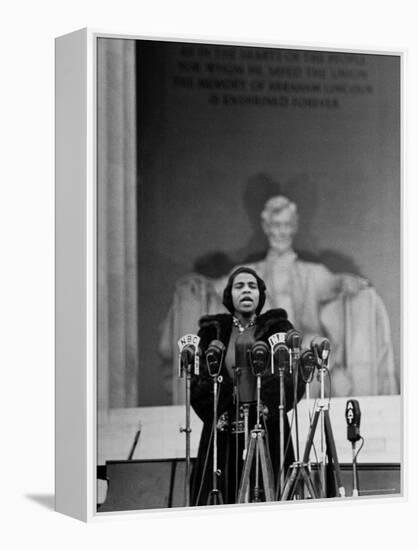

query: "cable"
xmin=262 ymin=408 xmax=271 ymax=454
xmin=354 ymin=436 xmax=365 ymax=462
xmin=195 ymin=423 xmax=214 ymax=505
xmin=195 ymin=385 xmax=221 ymax=505
xmin=351 ymin=436 xmax=365 ymax=497
xmin=307 ymin=398 xmax=320 ymax=466
xmin=276 ymin=391 xmax=296 ymax=498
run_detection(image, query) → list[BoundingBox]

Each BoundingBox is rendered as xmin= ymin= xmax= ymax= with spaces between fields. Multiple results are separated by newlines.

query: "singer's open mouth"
xmin=240 ymin=297 xmax=253 ymax=304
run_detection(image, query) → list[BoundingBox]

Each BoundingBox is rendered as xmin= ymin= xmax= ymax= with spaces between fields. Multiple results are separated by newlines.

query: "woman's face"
xmin=231 ymin=272 xmax=260 ymax=316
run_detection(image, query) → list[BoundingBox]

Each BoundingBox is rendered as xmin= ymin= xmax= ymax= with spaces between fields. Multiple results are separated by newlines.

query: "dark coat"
xmin=190 ymin=309 xmax=306 ymax=505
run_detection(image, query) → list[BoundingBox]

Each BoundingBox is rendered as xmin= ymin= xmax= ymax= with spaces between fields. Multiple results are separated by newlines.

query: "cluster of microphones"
xmin=178 ymin=330 xmax=335 ymax=386
xmin=178 ymin=331 xmax=362 ymax=444
xmin=266 ymin=330 xmax=331 ymax=380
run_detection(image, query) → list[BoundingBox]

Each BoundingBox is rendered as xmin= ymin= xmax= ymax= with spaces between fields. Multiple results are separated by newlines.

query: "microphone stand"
xmin=207 ymin=372 xmax=224 ymax=505
xmin=300 ymin=349 xmax=316 ymax=475
xmin=277 ymin=356 xmax=286 ymax=498
xmin=179 ymin=360 xmax=193 ymax=507
xmin=346 ymin=399 xmax=362 ymax=498
xmin=237 ymin=342 xmax=275 ymax=503
xmin=281 ymin=345 xmax=346 ymax=501
xmin=177 ymin=335 xmax=200 ymax=507
xmin=254 ymin=375 xmax=262 ymax=501
xmin=291 ymin=348 xmax=301 ymax=470
xmin=232 ymin=365 xmax=241 ymax=502
xmin=237 ymin=372 xmax=275 ymax=503
xmin=278 ymin=347 xmax=314 ymax=501
xmin=233 ymin=332 xmax=256 ymax=503
xmin=268 ymin=334 xmax=288 ymax=499
xmin=318 ymin=360 xmax=327 ymax=495
xmin=299 ymin=353 xmax=345 ymax=499
xmin=231 ymin=368 xmax=251 ymax=503
xmin=242 ymin=402 xmax=250 ymax=503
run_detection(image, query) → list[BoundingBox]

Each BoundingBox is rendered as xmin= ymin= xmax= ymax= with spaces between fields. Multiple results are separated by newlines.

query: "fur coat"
xmin=190 ymin=308 xmax=306 ymax=505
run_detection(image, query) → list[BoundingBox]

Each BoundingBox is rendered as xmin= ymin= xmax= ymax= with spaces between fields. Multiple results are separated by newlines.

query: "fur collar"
xmin=199 ymin=308 xmax=287 ymax=329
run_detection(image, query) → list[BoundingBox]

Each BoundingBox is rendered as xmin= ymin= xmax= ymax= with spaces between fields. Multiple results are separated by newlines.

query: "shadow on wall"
xmin=193 ymin=173 xmax=363 ymax=278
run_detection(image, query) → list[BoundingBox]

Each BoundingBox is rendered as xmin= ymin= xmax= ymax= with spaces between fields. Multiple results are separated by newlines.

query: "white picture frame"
xmin=55 ymin=28 xmax=404 ymax=522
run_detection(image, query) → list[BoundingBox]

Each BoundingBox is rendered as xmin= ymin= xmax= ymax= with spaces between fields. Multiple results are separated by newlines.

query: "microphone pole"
xmin=299 ymin=350 xmax=316 ymax=472
xmin=319 ymin=341 xmax=328 ymax=495
xmin=346 ymin=399 xmax=362 ymax=497
xmin=268 ymin=332 xmax=288 ymax=498
xmin=308 ymin=336 xmax=344 ymax=498
xmin=205 ymin=340 xmax=226 ymax=505
xmin=234 ymin=332 xmax=256 ymax=502
xmin=178 ymin=334 xmax=200 ymax=507
xmin=286 ymin=329 xmax=302 ymax=462
xmin=237 ymin=341 xmax=274 ymax=503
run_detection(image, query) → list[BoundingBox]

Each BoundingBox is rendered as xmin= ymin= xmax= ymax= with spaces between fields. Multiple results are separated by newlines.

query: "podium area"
xmin=97 ymin=395 xmax=401 ymax=511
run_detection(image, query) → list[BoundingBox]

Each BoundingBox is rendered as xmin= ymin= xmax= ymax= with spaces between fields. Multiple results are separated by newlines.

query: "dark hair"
xmin=222 ymin=266 xmax=266 ymax=315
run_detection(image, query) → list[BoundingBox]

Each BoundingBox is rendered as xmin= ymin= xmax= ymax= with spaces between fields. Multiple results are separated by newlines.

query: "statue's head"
xmin=261 ymin=196 xmax=298 ymax=255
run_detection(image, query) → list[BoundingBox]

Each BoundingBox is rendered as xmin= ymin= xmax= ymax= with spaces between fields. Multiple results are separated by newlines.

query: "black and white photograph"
xmin=96 ymin=37 xmax=401 ymax=512
xmin=5 ymin=0 xmax=418 ymax=548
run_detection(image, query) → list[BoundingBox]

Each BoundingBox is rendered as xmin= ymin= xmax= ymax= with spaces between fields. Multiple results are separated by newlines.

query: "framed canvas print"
xmin=55 ymin=29 xmax=403 ymax=521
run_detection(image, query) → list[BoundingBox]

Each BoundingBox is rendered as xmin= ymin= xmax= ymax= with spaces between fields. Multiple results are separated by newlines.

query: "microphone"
xmin=286 ymin=329 xmax=302 ymax=355
xmin=300 ymin=349 xmax=317 ymax=382
xmin=205 ymin=340 xmax=225 ymax=377
xmin=286 ymin=329 xmax=302 ymax=373
xmin=273 ymin=342 xmax=290 ymax=374
xmin=310 ymin=336 xmax=331 ymax=365
xmin=249 ymin=341 xmax=270 ymax=376
xmin=345 ymin=399 xmax=361 ymax=443
xmin=268 ymin=332 xmax=288 ymax=374
xmin=181 ymin=345 xmax=196 ymax=375
xmin=177 ymin=334 xmax=200 ymax=377
xmin=181 ymin=345 xmax=195 ymax=363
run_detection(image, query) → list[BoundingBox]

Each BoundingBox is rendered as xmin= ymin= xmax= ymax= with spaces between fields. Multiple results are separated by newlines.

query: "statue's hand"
xmin=339 ymin=273 xmax=369 ymax=296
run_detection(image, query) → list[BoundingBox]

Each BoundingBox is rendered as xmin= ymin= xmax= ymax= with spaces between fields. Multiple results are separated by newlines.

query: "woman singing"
xmin=190 ymin=266 xmax=306 ymax=505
